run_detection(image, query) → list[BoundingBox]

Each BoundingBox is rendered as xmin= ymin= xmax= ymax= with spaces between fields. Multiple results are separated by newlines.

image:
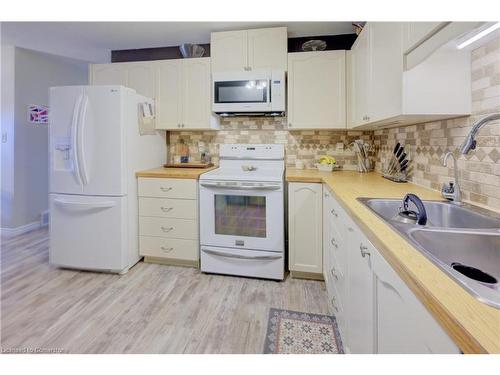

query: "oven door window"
xmin=214 ymin=195 xmax=266 ymax=238
xmin=214 ymin=80 xmax=268 ymax=103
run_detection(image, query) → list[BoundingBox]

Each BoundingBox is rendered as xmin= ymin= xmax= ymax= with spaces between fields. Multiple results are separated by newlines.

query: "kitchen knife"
xmin=386 ymin=143 xmax=401 ymax=174
xmin=388 ymin=148 xmax=405 ymax=175
xmin=399 ymin=159 xmax=409 ymax=172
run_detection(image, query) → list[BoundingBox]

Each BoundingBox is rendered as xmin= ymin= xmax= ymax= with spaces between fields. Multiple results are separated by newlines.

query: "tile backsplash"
xmin=167 ymin=117 xmax=374 ymax=171
xmin=167 ymin=36 xmax=500 ymax=210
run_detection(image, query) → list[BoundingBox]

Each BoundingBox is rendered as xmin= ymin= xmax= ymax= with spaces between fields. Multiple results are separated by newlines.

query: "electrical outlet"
xmin=1 ymin=132 xmax=7 ymax=143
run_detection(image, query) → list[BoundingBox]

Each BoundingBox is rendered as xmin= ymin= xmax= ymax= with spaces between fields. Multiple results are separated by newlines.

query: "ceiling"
xmin=1 ymin=22 xmax=355 ymax=63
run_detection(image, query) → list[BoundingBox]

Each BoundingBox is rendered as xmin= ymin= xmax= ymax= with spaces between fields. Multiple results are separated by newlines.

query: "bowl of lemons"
xmin=315 ymin=156 xmax=337 ymax=172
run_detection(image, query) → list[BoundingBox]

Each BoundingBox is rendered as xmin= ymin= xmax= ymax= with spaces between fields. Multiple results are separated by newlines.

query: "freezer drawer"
xmin=200 ymin=246 xmax=284 ymax=280
xmin=49 ymin=194 xmax=128 ymax=272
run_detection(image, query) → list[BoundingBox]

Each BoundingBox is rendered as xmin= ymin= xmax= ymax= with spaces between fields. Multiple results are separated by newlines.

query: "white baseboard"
xmin=1 ymin=221 xmax=41 ymax=238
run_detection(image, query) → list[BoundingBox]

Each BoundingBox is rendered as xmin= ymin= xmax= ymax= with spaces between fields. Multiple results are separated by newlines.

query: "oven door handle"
xmin=199 ymin=182 xmax=281 ymax=191
xmin=202 ymin=248 xmax=282 ymax=260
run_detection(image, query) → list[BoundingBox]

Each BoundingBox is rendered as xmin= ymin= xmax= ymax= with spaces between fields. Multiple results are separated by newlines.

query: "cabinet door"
xmin=210 ymin=30 xmax=248 ymax=72
xmin=369 ymin=22 xmax=403 ymax=122
xmin=181 ymin=58 xmax=212 ymax=129
xmin=288 ymin=183 xmax=323 ymax=274
xmin=127 ymin=62 xmax=156 ymax=98
xmin=247 ymin=27 xmax=288 ymax=70
xmin=156 ymin=60 xmax=182 ymax=130
xmin=287 ymin=51 xmax=346 ymax=129
xmin=350 ymin=25 xmax=370 ymax=127
xmin=372 ymin=251 xmax=459 ymax=354
xmin=90 ymin=64 xmax=127 ymax=86
xmin=346 ymin=225 xmax=374 ymax=353
xmin=402 ymin=22 xmax=443 ymax=52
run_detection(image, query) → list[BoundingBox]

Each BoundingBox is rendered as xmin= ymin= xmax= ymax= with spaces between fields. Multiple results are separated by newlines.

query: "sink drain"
xmin=451 ymin=262 xmax=498 ymax=284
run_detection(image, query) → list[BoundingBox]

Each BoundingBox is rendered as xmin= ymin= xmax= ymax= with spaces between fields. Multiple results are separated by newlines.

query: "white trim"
xmin=1 ymin=221 xmax=41 ymax=238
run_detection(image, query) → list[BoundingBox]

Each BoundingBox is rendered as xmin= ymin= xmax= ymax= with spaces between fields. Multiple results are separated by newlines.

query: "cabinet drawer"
xmin=139 ymin=217 xmax=198 ymax=240
xmin=138 ymin=178 xmax=197 ymax=199
xmin=139 ymin=236 xmax=199 ymax=261
xmin=139 ymin=197 xmax=197 ymax=219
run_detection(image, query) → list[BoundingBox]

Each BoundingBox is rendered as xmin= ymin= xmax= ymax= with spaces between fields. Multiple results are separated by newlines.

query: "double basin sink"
xmin=357 ymin=198 xmax=500 ymax=309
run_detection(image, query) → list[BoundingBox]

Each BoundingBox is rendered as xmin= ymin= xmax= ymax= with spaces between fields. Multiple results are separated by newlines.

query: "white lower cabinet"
xmin=288 ymin=183 xmax=323 ymax=276
xmin=372 ymin=251 xmax=460 ymax=353
xmin=345 ymin=223 xmax=375 ymax=354
xmin=320 ymin=183 xmax=459 ymax=353
xmin=138 ymin=177 xmax=199 ymax=267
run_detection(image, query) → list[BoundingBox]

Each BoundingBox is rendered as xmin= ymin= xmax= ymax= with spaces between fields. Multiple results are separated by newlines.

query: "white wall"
xmin=1 ymin=45 xmax=16 ymax=227
xmin=1 ymin=47 xmax=88 ymax=230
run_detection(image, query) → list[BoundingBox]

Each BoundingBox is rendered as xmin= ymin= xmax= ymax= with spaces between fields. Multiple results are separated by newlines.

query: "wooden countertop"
xmin=136 ymin=166 xmax=217 ymax=179
xmin=286 ymin=168 xmax=500 ymax=354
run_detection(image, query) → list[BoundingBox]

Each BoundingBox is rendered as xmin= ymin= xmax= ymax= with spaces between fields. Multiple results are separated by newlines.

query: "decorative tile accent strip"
xmin=263 ymin=308 xmax=343 ymax=354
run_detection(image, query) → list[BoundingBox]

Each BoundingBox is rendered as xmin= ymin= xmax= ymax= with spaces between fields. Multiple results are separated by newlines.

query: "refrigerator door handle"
xmin=71 ymin=94 xmax=84 ymax=185
xmin=53 ymin=198 xmax=116 ymax=210
xmin=77 ymin=94 xmax=90 ymax=185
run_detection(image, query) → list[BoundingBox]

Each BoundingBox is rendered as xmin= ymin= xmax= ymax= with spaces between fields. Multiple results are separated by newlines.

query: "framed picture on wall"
xmin=28 ymin=104 xmax=49 ymax=124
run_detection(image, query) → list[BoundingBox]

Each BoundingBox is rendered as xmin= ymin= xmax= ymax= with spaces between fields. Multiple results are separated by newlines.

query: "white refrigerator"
xmin=49 ymin=85 xmax=165 ymax=273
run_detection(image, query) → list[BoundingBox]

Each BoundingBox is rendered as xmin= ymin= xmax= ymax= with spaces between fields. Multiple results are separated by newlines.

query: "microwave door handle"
xmin=202 ymin=248 xmax=281 ymax=260
xmin=268 ymin=79 xmax=272 ymax=104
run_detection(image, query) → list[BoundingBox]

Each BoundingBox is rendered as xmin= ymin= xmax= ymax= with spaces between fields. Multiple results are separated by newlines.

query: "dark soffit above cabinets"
xmin=111 ymin=34 xmax=357 ymax=63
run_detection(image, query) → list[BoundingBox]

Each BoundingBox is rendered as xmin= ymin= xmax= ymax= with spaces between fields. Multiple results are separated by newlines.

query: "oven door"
xmin=199 ymin=181 xmax=284 ymax=252
xmin=212 ymin=72 xmax=271 ymax=113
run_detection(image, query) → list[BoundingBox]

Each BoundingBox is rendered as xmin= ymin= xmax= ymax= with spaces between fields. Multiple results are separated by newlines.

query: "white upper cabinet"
xmin=402 ymin=22 xmax=443 ymax=52
xmin=350 ymin=27 xmax=370 ymax=126
xmin=287 ymin=51 xmax=346 ymax=130
xmin=90 ymin=63 xmax=128 ymax=86
xmin=210 ymin=30 xmax=248 ymax=72
xmin=156 ymin=60 xmax=182 ymax=130
xmin=349 ymin=22 xmax=471 ymax=129
xmin=211 ymin=27 xmax=288 ymax=72
xmin=181 ymin=58 xmax=213 ymax=129
xmin=247 ymin=28 xmax=288 ymax=71
xmin=91 ymin=62 xmax=156 ymax=97
xmin=91 ymin=58 xmax=218 ymax=131
xmin=126 ymin=62 xmax=157 ymax=98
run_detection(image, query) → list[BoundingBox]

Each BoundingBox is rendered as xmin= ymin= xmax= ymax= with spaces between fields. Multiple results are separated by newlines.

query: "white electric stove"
xmin=199 ymin=144 xmax=285 ymax=280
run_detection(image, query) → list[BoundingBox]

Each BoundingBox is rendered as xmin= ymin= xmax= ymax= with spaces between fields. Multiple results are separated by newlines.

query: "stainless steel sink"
xmin=409 ymin=228 xmax=500 ymax=308
xmin=359 ymin=198 xmax=500 ymax=229
xmin=357 ymin=197 xmax=500 ymax=308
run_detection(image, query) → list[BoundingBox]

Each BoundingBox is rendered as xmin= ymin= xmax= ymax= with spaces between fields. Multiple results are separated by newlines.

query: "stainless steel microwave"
xmin=212 ymin=70 xmax=285 ymax=117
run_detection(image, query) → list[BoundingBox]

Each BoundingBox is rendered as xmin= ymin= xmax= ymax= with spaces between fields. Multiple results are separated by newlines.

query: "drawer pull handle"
xmin=160 ymin=187 xmax=172 ymax=192
xmin=330 ymin=208 xmax=338 ymax=217
xmin=330 ymin=238 xmax=338 ymax=248
xmin=161 ymin=246 xmax=174 ymax=253
xmin=360 ymin=244 xmax=370 ymax=258
xmin=330 ymin=267 xmax=338 ymax=280
xmin=331 ymin=297 xmax=338 ymax=312
xmin=161 ymin=226 xmax=174 ymax=232
xmin=160 ymin=207 xmax=173 ymax=212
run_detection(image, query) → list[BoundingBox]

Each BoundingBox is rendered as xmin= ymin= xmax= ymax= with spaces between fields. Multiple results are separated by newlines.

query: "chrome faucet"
xmin=441 ymin=152 xmax=462 ymax=203
xmin=460 ymin=113 xmax=500 ymax=154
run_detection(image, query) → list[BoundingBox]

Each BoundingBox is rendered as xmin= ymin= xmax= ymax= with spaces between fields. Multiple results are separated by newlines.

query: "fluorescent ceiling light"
xmin=457 ymin=22 xmax=500 ymax=49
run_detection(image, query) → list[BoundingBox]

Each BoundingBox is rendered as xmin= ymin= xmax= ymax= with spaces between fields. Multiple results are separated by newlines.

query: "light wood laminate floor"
xmin=1 ymin=228 xmax=329 ymax=353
